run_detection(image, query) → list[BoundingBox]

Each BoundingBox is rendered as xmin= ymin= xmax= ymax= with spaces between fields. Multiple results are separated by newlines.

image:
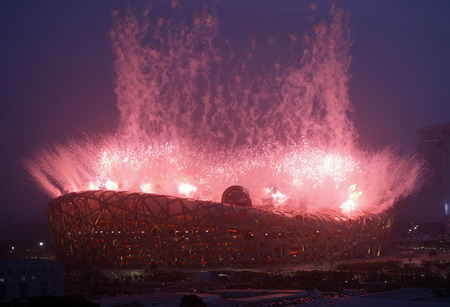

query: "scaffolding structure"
xmin=47 ymin=190 xmax=393 ymax=269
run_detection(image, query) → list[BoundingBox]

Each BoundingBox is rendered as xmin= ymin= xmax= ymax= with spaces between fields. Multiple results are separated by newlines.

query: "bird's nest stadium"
xmin=46 ymin=187 xmax=393 ymax=269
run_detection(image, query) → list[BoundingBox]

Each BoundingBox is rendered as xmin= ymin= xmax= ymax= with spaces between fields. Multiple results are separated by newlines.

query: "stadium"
xmin=46 ymin=187 xmax=393 ymax=269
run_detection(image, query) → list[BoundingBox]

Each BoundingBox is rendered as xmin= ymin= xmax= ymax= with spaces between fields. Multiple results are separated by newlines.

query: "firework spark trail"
xmin=25 ymin=3 xmax=423 ymax=215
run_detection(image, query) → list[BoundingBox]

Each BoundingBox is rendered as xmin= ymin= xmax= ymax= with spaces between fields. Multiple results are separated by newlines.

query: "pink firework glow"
xmin=25 ymin=4 xmax=422 ymax=216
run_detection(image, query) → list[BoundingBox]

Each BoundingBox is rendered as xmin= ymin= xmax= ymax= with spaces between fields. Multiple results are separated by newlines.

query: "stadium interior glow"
xmin=47 ymin=189 xmax=393 ymax=269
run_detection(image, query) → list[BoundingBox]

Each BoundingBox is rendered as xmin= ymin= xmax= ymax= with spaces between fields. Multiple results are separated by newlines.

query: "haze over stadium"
xmin=24 ymin=2 xmax=423 ymax=216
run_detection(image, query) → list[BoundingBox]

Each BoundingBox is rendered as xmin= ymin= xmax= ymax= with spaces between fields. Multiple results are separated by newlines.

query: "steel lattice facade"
xmin=47 ymin=190 xmax=393 ymax=269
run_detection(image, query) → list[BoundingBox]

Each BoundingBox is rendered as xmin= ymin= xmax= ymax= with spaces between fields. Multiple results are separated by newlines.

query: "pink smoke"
xmin=25 ymin=4 xmax=423 ymax=216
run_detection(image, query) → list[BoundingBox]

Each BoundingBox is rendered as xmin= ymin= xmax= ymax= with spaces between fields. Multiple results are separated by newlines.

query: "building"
xmin=415 ymin=122 xmax=450 ymax=228
xmin=0 ymin=259 xmax=63 ymax=303
xmin=46 ymin=189 xmax=392 ymax=269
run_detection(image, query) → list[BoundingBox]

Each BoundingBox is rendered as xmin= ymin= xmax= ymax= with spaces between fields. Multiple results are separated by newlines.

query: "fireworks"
xmin=177 ymin=182 xmax=198 ymax=197
xmin=140 ymin=182 xmax=153 ymax=193
xmin=25 ymin=3 xmax=422 ymax=216
xmin=340 ymin=184 xmax=363 ymax=215
xmin=270 ymin=190 xmax=289 ymax=206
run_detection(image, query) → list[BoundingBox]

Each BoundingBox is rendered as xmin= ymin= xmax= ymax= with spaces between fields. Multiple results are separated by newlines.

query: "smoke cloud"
xmin=25 ymin=3 xmax=423 ymax=215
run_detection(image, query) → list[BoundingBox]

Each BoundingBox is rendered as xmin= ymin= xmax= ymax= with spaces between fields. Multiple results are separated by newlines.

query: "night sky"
xmin=1 ymin=0 xmax=450 ymax=222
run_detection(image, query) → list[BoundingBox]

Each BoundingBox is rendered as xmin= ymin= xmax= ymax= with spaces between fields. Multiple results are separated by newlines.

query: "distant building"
xmin=415 ymin=122 xmax=450 ymax=226
xmin=445 ymin=215 xmax=450 ymax=239
xmin=0 ymin=259 xmax=63 ymax=303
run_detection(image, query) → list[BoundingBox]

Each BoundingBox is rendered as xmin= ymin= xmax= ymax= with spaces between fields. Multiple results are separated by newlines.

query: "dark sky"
xmin=1 ymin=0 xmax=450 ymax=222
